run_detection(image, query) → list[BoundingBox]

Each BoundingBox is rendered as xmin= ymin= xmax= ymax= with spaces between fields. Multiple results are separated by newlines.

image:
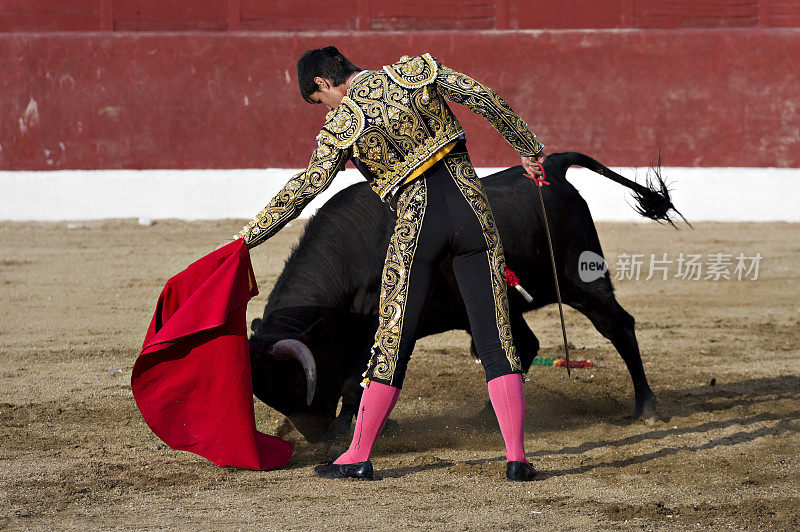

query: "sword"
xmin=525 ymin=160 xmax=571 ymax=377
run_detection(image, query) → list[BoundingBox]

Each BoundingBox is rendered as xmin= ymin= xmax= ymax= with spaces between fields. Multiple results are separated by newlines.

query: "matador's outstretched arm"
xmin=235 ymin=141 xmax=349 ymax=249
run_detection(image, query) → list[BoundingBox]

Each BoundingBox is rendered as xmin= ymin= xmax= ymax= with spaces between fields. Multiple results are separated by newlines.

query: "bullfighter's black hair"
xmin=297 ymin=46 xmax=362 ymax=103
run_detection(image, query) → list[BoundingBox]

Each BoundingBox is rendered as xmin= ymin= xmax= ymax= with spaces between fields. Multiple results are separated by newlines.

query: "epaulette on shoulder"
xmin=383 ymin=53 xmax=438 ymax=89
xmin=316 ymin=96 xmax=365 ymax=149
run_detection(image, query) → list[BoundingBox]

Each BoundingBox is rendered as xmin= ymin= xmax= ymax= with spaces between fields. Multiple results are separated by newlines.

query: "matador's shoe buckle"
xmin=506 ymin=461 xmax=537 ymax=481
xmin=313 ymin=460 xmax=375 ymax=480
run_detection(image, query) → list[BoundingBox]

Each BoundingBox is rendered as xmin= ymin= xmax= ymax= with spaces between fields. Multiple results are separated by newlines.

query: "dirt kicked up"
xmin=1 ymin=219 xmax=798 ymax=530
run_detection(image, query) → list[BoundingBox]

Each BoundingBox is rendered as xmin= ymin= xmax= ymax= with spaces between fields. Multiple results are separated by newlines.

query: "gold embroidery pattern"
xmin=347 ymin=67 xmax=464 ymax=200
xmin=369 ymin=178 xmax=428 ymax=384
xmin=341 ymin=54 xmax=541 ymax=201
xmin=235 ymin=140 xmax=349 ymax=248
xmin=435 ymin=64 xmax=543 ymax=158
xmin=445 ymin=154 xmax=521 ymax=372
xmin=315 ymin=96 xmax=365 ymax=149
xmin=382 ymin=53 xmax=439 ymax=89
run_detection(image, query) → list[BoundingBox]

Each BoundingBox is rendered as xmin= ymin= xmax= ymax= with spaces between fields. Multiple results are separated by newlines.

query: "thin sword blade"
xmin=532 ymin=161 xmax=571 ymax=377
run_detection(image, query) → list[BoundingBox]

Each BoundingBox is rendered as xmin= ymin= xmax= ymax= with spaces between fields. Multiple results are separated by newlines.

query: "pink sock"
xmin=334 ymin=381 xmax=400 ymax=464
xmin=487 ymin=373 xmax=527 ymax=462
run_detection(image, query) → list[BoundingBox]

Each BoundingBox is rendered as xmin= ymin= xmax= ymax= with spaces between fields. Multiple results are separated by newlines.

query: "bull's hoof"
xmin=633 ymin=392 xmax=659 ymax=424
xmin=321 ymin=408 xmax=360 ymax=442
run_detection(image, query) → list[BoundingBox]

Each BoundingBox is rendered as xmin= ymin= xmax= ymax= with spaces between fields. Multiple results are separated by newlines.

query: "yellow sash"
xmin=400 ymin=141 xmax=458 ymax=187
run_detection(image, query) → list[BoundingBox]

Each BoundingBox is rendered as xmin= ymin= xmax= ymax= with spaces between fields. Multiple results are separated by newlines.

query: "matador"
xmin=233 ymin=47 xmax=545 ymax=481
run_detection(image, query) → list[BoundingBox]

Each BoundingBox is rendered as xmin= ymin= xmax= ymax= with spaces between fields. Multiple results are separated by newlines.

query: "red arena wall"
xmin=3 ymin=0 xmax=799 ymax=32
xmin=1 ymin=1 xmax=799 ymax=170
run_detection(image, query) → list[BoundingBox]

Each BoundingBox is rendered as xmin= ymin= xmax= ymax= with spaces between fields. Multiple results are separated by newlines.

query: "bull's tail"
xmin=545 ymin=151 xmax=690 ymax=228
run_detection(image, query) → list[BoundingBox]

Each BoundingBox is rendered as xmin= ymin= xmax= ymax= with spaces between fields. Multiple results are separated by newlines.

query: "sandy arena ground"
xmin=1 ymin=218 xmax=798 ymax=530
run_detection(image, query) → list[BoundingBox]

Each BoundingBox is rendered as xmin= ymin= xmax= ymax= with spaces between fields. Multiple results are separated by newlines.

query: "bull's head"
xmin=249 ymin=316 xmax=340 ymax=443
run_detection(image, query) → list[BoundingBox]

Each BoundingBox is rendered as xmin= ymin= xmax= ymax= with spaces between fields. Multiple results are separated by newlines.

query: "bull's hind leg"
xmin=569 ymin=291 xmax=658 ymax=423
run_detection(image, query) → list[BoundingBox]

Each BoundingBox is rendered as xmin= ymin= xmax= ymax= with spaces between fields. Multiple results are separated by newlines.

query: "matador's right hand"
xmin=521 ymin=152 xmax=546 ymax=177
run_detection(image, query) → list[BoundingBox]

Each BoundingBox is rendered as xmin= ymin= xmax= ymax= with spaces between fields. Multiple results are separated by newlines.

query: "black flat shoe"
xmin=506 ymin=461 xmax=536 ymax=481
xmin=313 ymin=460 xmax=374 ymax=480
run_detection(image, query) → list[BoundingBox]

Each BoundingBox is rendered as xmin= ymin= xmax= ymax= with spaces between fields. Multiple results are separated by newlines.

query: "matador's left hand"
xmin=521 ymin=152 xmax=546 ymax=178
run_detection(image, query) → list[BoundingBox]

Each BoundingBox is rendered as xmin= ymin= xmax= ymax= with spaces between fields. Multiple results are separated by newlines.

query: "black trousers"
xmin=364 ymin=144 xmax=522 ymax=388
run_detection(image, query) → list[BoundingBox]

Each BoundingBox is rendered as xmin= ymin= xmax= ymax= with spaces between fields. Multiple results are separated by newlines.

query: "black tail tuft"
xmin=630 ymin=151 xmax=691 ymax=229
xmin=543 ymin=150 xmax=690 ymax=228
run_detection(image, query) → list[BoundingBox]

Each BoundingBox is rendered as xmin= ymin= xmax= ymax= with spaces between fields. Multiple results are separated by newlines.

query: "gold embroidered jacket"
xmin=237 ymin=53 xmax=543 ymax=248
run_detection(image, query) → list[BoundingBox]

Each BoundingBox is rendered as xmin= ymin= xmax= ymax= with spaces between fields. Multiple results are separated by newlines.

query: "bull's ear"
xmin=250 ymin=318 xmax=263 ymax=332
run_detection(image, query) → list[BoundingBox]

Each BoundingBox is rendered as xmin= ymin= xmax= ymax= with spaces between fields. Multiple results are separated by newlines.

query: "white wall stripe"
xmin=1 ymin=167 xmax=797 ymax=222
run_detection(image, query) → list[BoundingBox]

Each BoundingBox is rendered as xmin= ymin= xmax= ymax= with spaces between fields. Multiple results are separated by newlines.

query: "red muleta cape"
xmin=131 ymin=239 xmax=293 ymax=470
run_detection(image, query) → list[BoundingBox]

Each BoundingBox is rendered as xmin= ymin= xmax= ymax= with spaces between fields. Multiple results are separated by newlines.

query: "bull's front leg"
xmin=321 ymin=373 xmax=362 ymax=444
xmin=321 ymin=376 xmax=400 ymax=443
xmin=469 ymin=308 xmax=540 ymax=371
xmin=470 ymin=308 xmax=541 ymax=424
xmin=510 ymin=308 xmax=540 ymax=372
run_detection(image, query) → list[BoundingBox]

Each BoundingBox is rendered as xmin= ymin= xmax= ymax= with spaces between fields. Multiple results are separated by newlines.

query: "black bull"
xmin=249 ymin=152 xmax=685 ymax=442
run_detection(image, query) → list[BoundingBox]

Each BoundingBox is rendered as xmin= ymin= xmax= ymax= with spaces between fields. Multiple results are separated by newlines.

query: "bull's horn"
xmin=269 ymin=339 xmax=317 ymax=406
